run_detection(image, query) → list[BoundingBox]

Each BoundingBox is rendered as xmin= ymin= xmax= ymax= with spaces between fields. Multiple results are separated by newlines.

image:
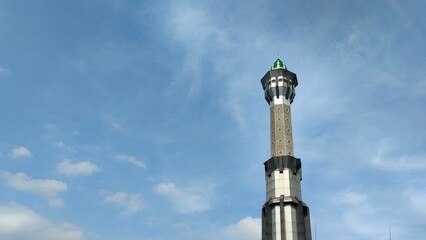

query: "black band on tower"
xmin=264 ymin=156 xmax=302 ymax=177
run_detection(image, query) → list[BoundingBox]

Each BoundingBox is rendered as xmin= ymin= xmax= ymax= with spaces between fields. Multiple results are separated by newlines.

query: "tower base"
xmin=262 ymin=156 xmax=312 ymax=240
xmin=262 ymin=196 xmax=311 ymax=240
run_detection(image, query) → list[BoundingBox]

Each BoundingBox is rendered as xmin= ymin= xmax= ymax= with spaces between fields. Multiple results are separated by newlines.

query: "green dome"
xmin=271 ymin=58 xmax=287 ymax=70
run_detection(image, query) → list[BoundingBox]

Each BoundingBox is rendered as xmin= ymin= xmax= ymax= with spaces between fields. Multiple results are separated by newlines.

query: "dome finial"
xmin=271 ymin=55 xmax=287 ymax=70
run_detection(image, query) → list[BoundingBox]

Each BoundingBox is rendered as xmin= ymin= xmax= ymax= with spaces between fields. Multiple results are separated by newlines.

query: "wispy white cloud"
xmin=54 ymin=141 xmax=67 ymax=148
xmin=115 ymin=154 xmax=145 ymax=168
xmin=10 ymin=146 xmax=32 ymax=159
xmin=164 ymin=2 xmax=261 ymax=133
xmin=48 ymin=198 xmax=65 ymax=208
xmin=162 ymin=3 xmax=231 ymax=100
xmin=168 ymin=3 xmax=226 ymax=46
xmin=223 ymin=217 xmax=261 ymax=240
xmin=102 ymin=191 xmax=142 ymax=215
xmin=0 ymin=202 xmax=84 ymax=240
xmin=1 ymin=172 xmax=67 ymax=207
xmin=372 ymin=138 xmax=426 ymax=171
xmin=43 ymin=123 xmax=78 ymax=150
xmin=0 ymin=65 xmax=10 ymax=75
xmin=101 ymin=115 xmax=126 ymax=132
xmin=153 ymin=182 xmax=215 ymax=214
xmin=412 ymin=75 xmax=426 ymax=96
xmin=173 ymin=223 xmax=192 ymax=238
xmin=57 ymin=160 xmax=100 ymax=176
xmin=99 ymin=0 xmax=127 ymax=12
xmin=405 ymin=189 xmax=426 ymax=215
xmin=318 ymin=188 xmax=406 ymax=240
xmin=225 ymin=81 xmax=250 ymax=131
xmin=336 ymin=189 xmax=369 ymax=206
xmin=1 ymin=172 xmax=67 ymax=196
xmin=340 ymin=206 xmax=388 ymax=240
xmin=44 ymin=123 xmax=59 ymax=133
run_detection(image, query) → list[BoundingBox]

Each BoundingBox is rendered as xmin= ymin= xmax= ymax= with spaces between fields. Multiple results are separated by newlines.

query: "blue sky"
xmin=0 ymin=0 xmax=425 ymax=239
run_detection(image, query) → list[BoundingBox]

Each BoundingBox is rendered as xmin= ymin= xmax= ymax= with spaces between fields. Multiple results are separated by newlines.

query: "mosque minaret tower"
xmin=260 ymin=57 xmax=312 ymax=240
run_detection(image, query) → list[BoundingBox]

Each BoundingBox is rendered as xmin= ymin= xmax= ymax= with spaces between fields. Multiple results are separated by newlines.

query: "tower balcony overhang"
xmin=261 ymin=69 xmax=298 ymax=90
xmin=260 ymin=69 xmax=298 ymax=105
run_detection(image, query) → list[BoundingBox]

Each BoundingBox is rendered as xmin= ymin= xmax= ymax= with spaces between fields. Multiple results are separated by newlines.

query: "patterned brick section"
xmin=270 ymin=104 xmax=294 ymax=157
